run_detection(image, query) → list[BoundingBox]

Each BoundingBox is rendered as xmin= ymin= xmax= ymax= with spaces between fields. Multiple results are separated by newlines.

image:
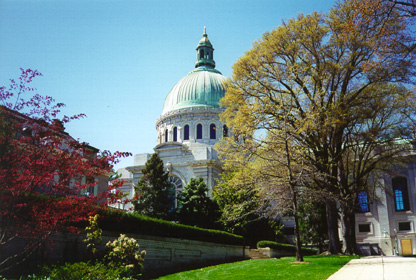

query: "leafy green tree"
xmin=213 ymin=173 xmax=261 ymax=233
xmin=213 ymin=172 xmax=279 ymax=248
xmin=132 ymin=153 xmax=174 ymax=220
xmin=219 ymin=0 xmax=416 ymax=254
xmin=177 ymin=177 xmax=219 ymax=229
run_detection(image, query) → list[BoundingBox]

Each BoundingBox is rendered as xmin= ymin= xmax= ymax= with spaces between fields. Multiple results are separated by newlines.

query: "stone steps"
xmin=247 ymin=249 xmax=270 ymax=259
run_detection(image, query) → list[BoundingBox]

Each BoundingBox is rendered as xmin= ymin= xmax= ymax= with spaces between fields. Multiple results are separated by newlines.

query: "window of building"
xmin=164 ymin=129 xmax=168 ymax=143
xmin=169 ymin=175 xmax=183 ymax=189
xmin=210 ymin=124 xmax=216 ymax=139
xmin=357 ymin=192 xmax=370 ymax=213
xmin=358 ymin=223 xmax=371 ymax=233
xmin=184 ymin=125 xmax=189 ymax=140
xmin=173 ymin=127 xmax=177 ymax=142
xmin=197 ymin=124 xmax=202 ymax=139
xmin=80 ymin=176 xmax=95 ymax=196
xmin=392 ymin=177 xmax=410 ymax=211
xmin=398 ymin=222 xmax=411 ymax=232
xmin=168 ymin=175 xmax=183 ymax=210
xmin=223 ymin=125 xmax=228 ymax=138
xmin=200 ymin=49 xmax=204 ymax=60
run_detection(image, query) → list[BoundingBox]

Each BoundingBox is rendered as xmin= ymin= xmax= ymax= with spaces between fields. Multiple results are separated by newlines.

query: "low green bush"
xmin=257 ymin=240 xmax=317 ymax=255
xmin=40 ymin=262 xmax=133 ymax=280
xmin=2 ymin=275 xmax=53 ymax=280
xmin=97 ymin=208 xmax=244 ymax=246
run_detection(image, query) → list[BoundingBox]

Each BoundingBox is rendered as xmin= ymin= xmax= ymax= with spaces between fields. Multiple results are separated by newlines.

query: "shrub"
xmin=257 ymin=240 xmax=317 ymax=256
xmin=105 ymin=234 xmax=146 ymax=278
xmin=37 ymin=233 xmax=145 ymax=280
xmin=97 ymin=208 xmax=244 ymax=246
xmin=41 ymin=262 xmax=132 ymax=280
xmin=83 ymin=214 xmax=103 ymax=256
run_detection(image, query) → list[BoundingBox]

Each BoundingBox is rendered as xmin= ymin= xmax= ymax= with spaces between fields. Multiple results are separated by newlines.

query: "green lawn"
xmin=155 ymin=255 xmax=359 ymax=280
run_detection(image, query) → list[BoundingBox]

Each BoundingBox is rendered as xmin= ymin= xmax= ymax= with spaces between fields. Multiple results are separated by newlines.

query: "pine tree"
xmin=177 ymin=177 xmax=219 ymax=228
xmin=132 ymin=153 xmax=174 ymax=219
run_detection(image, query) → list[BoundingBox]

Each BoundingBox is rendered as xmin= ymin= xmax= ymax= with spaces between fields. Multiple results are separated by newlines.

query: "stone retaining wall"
xmin=4 ymin=230 xmax=246 ymax=278
xmin=100 ymin=231 xmax=246 ymax=275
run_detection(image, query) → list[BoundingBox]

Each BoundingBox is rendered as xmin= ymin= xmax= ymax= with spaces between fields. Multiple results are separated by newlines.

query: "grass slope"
xmin=155 ymin=255 xmax=358 ymax=280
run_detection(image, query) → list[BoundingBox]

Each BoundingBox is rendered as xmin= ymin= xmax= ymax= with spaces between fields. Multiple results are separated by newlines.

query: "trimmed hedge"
xmin=257 ymin=240 xmax=317 ymax=256
xmin=95 ymin=208 xmax=244 ymax=246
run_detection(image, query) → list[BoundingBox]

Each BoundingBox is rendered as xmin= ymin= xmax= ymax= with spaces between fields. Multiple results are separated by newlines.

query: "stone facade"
xmin=356 ymin=161 xmax=416 ymax=256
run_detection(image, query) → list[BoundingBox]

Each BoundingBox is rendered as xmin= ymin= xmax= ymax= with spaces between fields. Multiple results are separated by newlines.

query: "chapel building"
xmin=117 ymin=29 xmax=229 ymax=209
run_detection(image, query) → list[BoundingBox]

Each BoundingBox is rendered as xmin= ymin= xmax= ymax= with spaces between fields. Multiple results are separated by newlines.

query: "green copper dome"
xmin=161 ymin=29 xmax=227 ymax=116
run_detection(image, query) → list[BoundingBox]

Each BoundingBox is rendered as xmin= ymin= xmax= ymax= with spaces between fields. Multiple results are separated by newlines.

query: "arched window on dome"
xmin=173 ymin=127 xmax=178 ymax=142
xmin=165 ymin=129 xmax=168 ymax=143
xmin=223 ymin=125 xmax=228 ymax=138
xmin=184 ymin=125 xmax=190 ymax=140
xmin=210 ymin=124 xmax=216 ymax=139
xmin=200 ymin=49 xmax=204 ymax=60
xmin=197 ymin=124 xmax=203 ymax=139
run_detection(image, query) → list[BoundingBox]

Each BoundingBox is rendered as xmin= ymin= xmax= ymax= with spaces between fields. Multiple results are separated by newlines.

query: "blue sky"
xmin=0 ymin=0 xmax=336 ymax=169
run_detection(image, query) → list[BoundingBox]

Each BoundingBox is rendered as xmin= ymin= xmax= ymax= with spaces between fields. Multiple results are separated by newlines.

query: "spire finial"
xmin=195 ymin=27 xmax=215 ymax=69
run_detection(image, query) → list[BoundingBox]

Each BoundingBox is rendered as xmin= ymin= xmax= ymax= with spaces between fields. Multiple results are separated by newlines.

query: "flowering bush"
xmin=84 ymin=214 xmax=103 ymax=255
xmin=105 ymin=234 xmax=146 ymax=278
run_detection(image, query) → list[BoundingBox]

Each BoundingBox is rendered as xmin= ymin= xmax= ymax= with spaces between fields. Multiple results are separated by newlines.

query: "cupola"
xmin=195 ymin=27 xmax=215 ymax=68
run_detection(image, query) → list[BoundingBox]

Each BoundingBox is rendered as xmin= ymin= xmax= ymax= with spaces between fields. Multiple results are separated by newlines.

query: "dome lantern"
xmin=195 ymin=27 xmax=216 ymax=69
xmin=161 ymin=28 xmax=226 ymax=116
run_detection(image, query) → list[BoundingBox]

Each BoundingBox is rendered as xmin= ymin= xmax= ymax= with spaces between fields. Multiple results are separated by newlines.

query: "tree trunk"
xmin=293 ymin=191 xmax=304 ymax=262
xmin=326 ymin=200 xmax=341 ymax=254
xmin=293 ymin=212 xmax=304 ymax=262
xmin=341 ymin=208 xmax=357 ymax=255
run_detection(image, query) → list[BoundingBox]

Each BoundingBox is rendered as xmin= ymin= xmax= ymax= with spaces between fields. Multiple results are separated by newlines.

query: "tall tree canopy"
xmin=219 ymin=0 xmax=416 ymax=254
xmin=386 ymin=0 xmax=416 ymax=16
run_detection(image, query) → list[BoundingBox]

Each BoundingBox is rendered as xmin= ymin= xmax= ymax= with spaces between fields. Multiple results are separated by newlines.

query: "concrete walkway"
xmin=327 ymin=256 xmax=416 ymax=280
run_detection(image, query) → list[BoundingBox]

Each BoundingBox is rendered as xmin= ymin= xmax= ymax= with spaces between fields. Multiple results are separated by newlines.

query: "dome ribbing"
xmin=161 ymin=29 xmax=226 ymax=116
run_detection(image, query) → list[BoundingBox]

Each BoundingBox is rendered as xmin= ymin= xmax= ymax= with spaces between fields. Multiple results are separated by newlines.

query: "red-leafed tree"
xmin=0 ymin=68 xmax=130 ymax=273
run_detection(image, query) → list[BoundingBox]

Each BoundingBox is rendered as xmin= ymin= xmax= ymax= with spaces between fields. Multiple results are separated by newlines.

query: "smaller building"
xmin=356 ymin=159 xmax=416 ymax=256
xmin=0 ymin=105 xmax=109 ymax=199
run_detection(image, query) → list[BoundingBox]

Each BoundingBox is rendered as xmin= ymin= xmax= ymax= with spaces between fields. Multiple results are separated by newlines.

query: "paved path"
xmin=327 ymin=256 xmax=416 ymax=280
